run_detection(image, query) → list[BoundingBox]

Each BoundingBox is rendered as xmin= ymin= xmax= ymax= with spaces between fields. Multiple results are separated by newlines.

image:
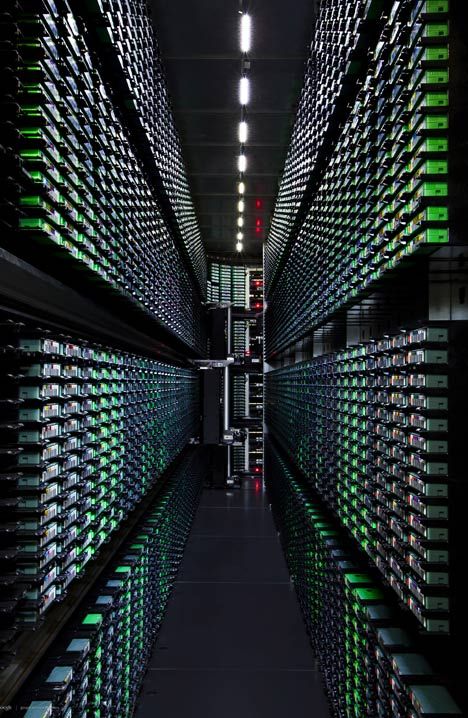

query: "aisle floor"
xmin=135 ymin=481 xmax=330 ymax=718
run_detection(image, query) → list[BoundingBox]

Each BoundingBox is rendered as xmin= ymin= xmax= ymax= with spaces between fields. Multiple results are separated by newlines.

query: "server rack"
xmin=265 ymin=0 xmax=465 ymax=714
xmin=15 ymin=447 xmax=208 ymax=718
xmin=0 ymin=0 xmax=207 ymax=712
xmin=208 ymin=263 xmax=264 ymax=478
xmin=266 ymin=439 xmax=461 ymax=718
xmin=207 ymin=262 xmax=246 ymax=307
xmin=243 ymin=268 xmax=264 ymax=476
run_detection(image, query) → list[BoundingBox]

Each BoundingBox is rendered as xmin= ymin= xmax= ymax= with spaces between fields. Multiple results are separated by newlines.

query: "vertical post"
xmin=224 ymin=304 xmax=232 ymax=434
xmin=244 ymin=428 xmax=250 ymax=472
xmin=245 ymin=373 xmax=250 ymax=418
xmin=227 ymin=304 xmax=232 ymax=355
xmin=225 ymin=304 xmax=232 ymax=481
xmin=223 ymin=364 xmax=230 ymax=433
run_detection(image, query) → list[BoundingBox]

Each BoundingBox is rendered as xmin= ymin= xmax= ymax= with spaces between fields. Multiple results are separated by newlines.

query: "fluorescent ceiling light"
xmin=240 ymin=14 xmax=252 ymax=53
xmin=236 ymin=241 xmax=244 ymax=252
xmin=238 ymin=154 xmax=247 ymax=172
xmin=238 ymin=181 xmax=245 ymax=194
xmin=239 ymin=77 xmax=250 ymax=105
xmin=237 ymin=216 xmax=244 ymax=227
xmin=238 ymin=121 xmax=248 ymax=144
xmin=237 ymin=231 xmax=243 ymax=240
xmin=238 ymin=199 xmax=245 ymax=213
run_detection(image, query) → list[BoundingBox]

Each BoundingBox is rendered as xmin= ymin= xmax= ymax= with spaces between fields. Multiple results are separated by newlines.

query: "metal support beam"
xmin=0 ymin=248 xmax=192 ymax=364
xmin=225 ymin=306 xmax=232 ymax=482
xmin=188 ymin=172 xmax=281 ymax=177
xmin=185 ymin=142 xmax=283 ymax=148
xmin=227 ymin=305 xmax=232 ymax=355
xmin=165 ymin=55 xmax=304 ymax=61
xmin=193 ymin=192 xmax=277 ymax=198
xmin=173 ymin=108 xmax=293 ymax=115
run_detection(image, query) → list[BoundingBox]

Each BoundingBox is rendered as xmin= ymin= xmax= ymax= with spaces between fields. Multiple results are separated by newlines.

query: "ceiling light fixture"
xmin=240 ymin=14 xmax=252 ymax=54
xmin=237 ymin=216 xmax=244 ymax=227
xmin=237 ymin=231 xmax=243 ymax=240
xmin=238 ymin=199 xmax=245 ymax=213
xmin=238 ymin=154 xmax=247 ymax=172
xmin=239 ymin=77 xmax=250 ymax=105
xmin=238 ymin=120 xmax=248 ymax=144
xmin=236 ymin=241 xmax=244 ymax=252
xmin=238 ymin=181 xmax=245 ymax=194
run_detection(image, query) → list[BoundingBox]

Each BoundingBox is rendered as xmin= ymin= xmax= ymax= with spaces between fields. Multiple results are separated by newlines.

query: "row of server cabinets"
xmin=0 ymin=0 xmax=466 ymax=717
xmin=264 ymin=0 xmax=466 ymax=716
xmin=0 ymin=1 xmax=210 ymax=716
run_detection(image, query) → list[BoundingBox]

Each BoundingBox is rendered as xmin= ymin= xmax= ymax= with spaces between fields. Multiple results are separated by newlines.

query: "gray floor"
xmin=135 ymin=481 xmax=330 ymax=717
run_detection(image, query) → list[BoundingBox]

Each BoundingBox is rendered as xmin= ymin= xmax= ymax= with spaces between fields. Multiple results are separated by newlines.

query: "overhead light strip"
xmin=235 ymin=11 xmax=253 ymax=253
xmin=239 ymin=77 xmax=250 ymax=106
xmin=240 ymin=13 xmax=252 ymax=54
xmin=238 ymin=121 xmax=248 ymax=144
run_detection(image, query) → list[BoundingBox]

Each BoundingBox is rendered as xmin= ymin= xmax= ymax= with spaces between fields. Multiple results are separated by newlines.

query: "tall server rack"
xmin=242 ymin=268 xmax=264 ymax=476
xmin=208 ymin=262 xmax=264 ymax=478
xmin=0 ymin=1 xmax=207 ymax=715
xmin=265 ymin=1 xmax=465 ymax=716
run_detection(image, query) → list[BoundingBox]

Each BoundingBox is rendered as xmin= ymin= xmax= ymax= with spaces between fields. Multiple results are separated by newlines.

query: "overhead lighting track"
xmin=234 ymin=6 xmax=253 ymax=253
xmin=240 ymin=13 xmax=252 ymax=54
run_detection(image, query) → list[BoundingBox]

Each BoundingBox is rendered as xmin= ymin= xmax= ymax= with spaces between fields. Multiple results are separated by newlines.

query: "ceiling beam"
xmin=164 ymin=54 xmax=305 ymax=61
xmin=174 ymin=108 xmax=294 ymax=115
xmin=185 ymin=142 xmax=284 ymax=148
xmin=192 ymin=192 xmax=277 ymax=197
xmin=200 ymin=227 xmax=268 ymax=232
xmin=188 ymin=172 xmax=281 ymax=177
xmin=195 ymin=212 xmax=269 ymax=217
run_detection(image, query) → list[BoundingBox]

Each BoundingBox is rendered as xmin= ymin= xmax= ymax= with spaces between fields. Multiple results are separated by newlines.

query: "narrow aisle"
xmin=135 ymin=481 xmax=330 ymax=718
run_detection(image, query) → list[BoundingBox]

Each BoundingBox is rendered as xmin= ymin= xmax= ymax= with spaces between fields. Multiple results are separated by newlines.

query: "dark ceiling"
xmin=149 ymin=0 xmax=316 ymax=259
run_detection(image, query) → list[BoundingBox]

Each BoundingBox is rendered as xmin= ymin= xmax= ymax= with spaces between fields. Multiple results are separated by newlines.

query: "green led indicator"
xmin=82 ymin=613 xmax=103 ymax=626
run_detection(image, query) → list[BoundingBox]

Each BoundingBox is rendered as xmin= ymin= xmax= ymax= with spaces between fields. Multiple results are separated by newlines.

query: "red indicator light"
xmin=255 ymin=218 xmax=261 ymax=226
xmin=255 ymin=479 xmax=261 ymax=492
xmin=255 ymin=199 xmax=262 ymax=209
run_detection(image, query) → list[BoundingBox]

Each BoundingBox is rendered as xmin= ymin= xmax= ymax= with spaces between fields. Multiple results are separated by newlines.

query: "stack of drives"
xmin=16 ymin=448 xmax=208 ymax=718
xmin=265 ymin=0 xmax=450 ymax=357
xmin=1 ymin=0 xmax=205 ymax=353
xmin=0 ymin=0 xmax=207 ymax=704
xmin=266 ymin=327 xmax=450 ymax=633
xmin=266 ymin=441 xmax=461 ymax=718
xmin=265 ymin=0 xmax=374 ymax=289
xmin=265 ymin=0 xmax=466 ymax=714
xmin=207 ymin=263 xmax=246 ymax=306
xmin=0 ymin=316 xmax=199 ymax=641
